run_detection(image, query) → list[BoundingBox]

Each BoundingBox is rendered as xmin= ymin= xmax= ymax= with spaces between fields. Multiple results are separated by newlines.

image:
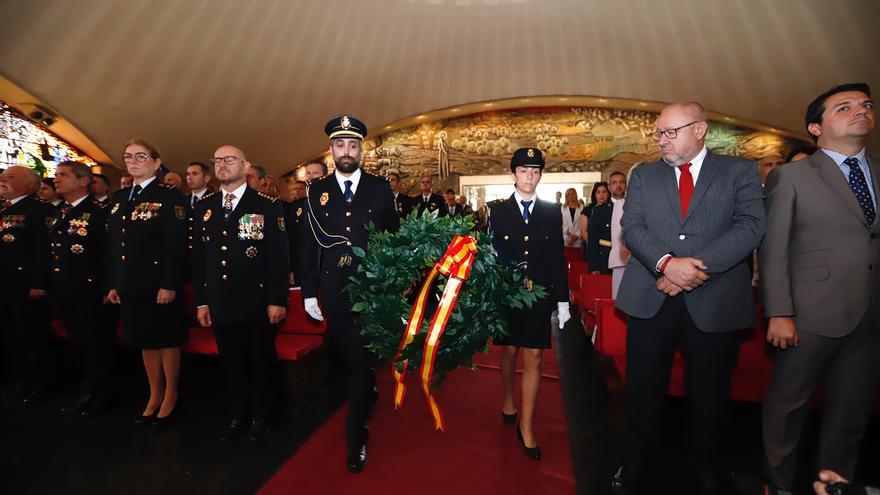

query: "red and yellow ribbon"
xmin=392 ymin=234 xmax=478 ymax=431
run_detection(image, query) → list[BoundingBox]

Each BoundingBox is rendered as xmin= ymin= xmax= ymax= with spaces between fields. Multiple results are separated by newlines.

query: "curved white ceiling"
xmin=0 ymin=0 xmax=877 ymax=174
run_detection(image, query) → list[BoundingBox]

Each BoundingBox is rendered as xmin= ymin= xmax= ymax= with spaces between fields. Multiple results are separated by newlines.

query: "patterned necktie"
xmin=223 ymin=192 xmax=235 ymax=220
xmin=344 ymin=180 xmax=354 ymax=202
xmin=844 ymin=157 xmax=876 ymax=224
xmin=521 ymin=200 xmax=533 ymax=222
xmin=678 ymin=163 xmax=694 ymax=219
xmin=60 ymin=202 xmax=72 ymax=218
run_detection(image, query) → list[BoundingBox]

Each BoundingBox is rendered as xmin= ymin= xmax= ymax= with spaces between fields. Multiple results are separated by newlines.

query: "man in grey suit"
xmin=760 ymin=83 xmax=879 ymax=495
xmin=613 ymin=102 xmax=765 ymax=495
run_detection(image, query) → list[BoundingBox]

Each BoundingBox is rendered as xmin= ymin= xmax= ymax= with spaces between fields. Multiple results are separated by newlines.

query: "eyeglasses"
xmin=651 ymin=121 xmax=699 ymax=141
xmin=122 ymin=152 xmax=150 ymax=162
xmin=210 ymin=156 xmax=242 ymax=165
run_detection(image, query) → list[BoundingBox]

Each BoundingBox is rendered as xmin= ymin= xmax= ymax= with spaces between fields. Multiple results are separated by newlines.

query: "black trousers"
xmin=0 ymin=294 xmax=52 ymax=391
xmin=213 ymin=320 xmax=278 ymax=422
xmin=55 ymin=294 xmax=115 ymax=402
xmin=762 ymin=310 xmax=880 ymax=490
xmin=321 ymin=269 xmax=378 ymax=450
xmin=623 ymin=295 xmax=743 ymax=474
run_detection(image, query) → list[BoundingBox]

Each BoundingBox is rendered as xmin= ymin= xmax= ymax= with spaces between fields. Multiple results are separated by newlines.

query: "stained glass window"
xmin=0 ymin=100 xmax=96 ymax=177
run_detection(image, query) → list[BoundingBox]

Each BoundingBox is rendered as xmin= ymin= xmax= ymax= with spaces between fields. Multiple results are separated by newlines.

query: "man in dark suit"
xmin=388 ymin=172 xmax=414 ymax=217
xmin=299 ymin=115 xmax=399 ymax=473
xmin=614 ymin=102 xmax=765 ymax=494
xmin=287 ymin=160 xmax=327 ymax=286
xmin=414 ymin=174 xmax=446 ymax=217
xmin=443 ymin=188 xmax=466 ymax=217
xmin=193 ymin=145 xmax=289 ymax=445
xmin=489 ymin=147 xmax=569 ymax=461
xmin=0 ymin=165 xmax=53 ymax=400
xmin=90 ymin=173 xmax=111 ymax=204
xmin=51 ymin=161 xmax=113 ymax=415
xmin=760 ymin=83 xmax=880 ymax=495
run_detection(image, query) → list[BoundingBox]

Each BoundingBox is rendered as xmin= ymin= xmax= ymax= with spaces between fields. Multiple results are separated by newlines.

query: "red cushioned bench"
xmin=567 ymin=260 xmax=589 ymax=308
xmin=592 ymin=298 xmax=880 ymax=408
xmin=577 ymin=273 xmax=612 ymax=332
xmin=181 ymin=285 xmax=325 ymax=361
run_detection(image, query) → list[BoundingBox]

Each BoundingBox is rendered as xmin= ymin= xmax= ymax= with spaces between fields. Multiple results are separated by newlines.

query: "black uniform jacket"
xmin=49 ymin=197 xmax=109 ymax=296
xmin=191 ymin=187 xmax=290 ymax=325
xmin=298 ymin=171 xmax=399 ymax=300
xmin=106 ymin=180 xmax=187 ymax=296
xmin=414 ymin=193 xmax=448 ymax=218
xmin=0 ymin=195 xmax=53 ymax=299
xmin=489 ymin=194 xmax=569 ymax=312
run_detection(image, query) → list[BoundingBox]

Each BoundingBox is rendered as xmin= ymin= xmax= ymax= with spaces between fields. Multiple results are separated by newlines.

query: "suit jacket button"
xmin=345 ymin=227 xmax=351 ymax=232
xmin=222 ymin=230 xmax=228 ymax=236
xmin=524 ymin=251 xmax=529 ymax=256
xmin=346 ymin=212 xmax=352 ymax=217
xmin=524 ymin=236 xmax=529 ymax=241
xmin=222 ymin=274 xmax=228 ymax=280
xmin=221 ymin=245 xmax=228 ymax=251
xmin=221 ymin=260 xmax=227 ymax=267
xmin=120 ymin=256 xmax=125 ymax=261
xmin=678 ymin=234 xmax=686 ymax=240
xmin=54 ymin=268 xmax=61 ymax=272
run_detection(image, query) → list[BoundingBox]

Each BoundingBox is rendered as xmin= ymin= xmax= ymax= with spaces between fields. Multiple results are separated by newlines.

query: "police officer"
xmin=287 ymin=160 xmax=327 ymax=286
xmin=388 ymin=172 xmax=415 ymax=217
xmin=414 ymin=174 xmax=447 ymax=217
xmin=106 ymin=139 xmax=187 ymax=425
xmin=0 ymin=165 xmax=52 ymax=400
xmin=192 ymin=145 xmax=290 ymax=445
xmin=299 ymin=115 xmax=399 ymax=473
xmin=489 ymin=147 xmax=570 ymax=460
xmin=51 ymin=161 xmax=114 ymax=415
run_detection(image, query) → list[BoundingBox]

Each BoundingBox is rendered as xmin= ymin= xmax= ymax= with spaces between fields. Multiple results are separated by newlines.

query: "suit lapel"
xmin=683 ymin=152 xmax=720 ymax=224
xmin=814 ymin=151 xmax=871 ymax=227
xmin=660 ymin=164 xmax=684 ymax=225
xmin=350 ymin=174 xmax=368 ymax=206
xmin=868 ymin=153 xmax=880 ymax=227
xmin=227 ymin=187 xmax=251 ymax=224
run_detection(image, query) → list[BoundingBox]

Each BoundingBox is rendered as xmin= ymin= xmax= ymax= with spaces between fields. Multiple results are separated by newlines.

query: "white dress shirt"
xmin=220 ymin=182 xmax=248 ymax=211
xmin=671 ymin=145 xmax=708 ymax=187
xmin=129 ymin=176 xmax=156 ymax=201
xmin=9 ymin=194 xmax=28 ymax=206
xmin=513 ymin=190 xmax=537 ymax=218
xmin=68 ymin=194 xmax=90 ymax=208
xmin=335 ymin=168 xmax=362 ymax=197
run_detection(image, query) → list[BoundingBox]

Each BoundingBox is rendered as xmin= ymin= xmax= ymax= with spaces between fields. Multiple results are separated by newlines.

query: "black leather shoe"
xmin=611 ymin=459 xmax=642 ymax=494
xmin=219 ymin=419 xmax=245 ymax=445
xmin=61 ymin=398 xmax=89 ymax=415
xmin=248 ymin=420 xmax=269 ymax=444
xmin=347 ymin=444 xmax=367 ymax=473
xmin=501 ymin=410 xmax=517 ymax=424
xmin=150 ymin=410 xmax=177 ymax=427
xmin=80 ymin=398 xmax=110 ymax=417
xmin=22 ymin=389 xmax=46 ymax=404
xmin=516 ymin=425 xmax=541 ymax=460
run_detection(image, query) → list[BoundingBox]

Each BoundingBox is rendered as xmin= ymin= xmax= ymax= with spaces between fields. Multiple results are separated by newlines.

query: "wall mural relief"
xmin=349 ymin=106 xmax=804 ymax=196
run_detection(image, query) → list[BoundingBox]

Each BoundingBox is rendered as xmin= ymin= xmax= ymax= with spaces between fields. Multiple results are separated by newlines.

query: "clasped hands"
xmin=656 ymin=257 xmax=709 ymax=296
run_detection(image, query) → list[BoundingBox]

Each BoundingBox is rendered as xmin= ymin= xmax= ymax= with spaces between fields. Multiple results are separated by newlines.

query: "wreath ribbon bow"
xmin=392 ymin=234 xmax=478 ymax=431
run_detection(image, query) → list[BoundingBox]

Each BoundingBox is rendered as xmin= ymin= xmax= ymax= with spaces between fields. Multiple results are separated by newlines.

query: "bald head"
xmin=212 ymin=145 xmax=250 ymax=189
xmin=0 ymin=165 xmax=41 ymax=198
xmin=655 ymin=102 xmax=710 ymax=166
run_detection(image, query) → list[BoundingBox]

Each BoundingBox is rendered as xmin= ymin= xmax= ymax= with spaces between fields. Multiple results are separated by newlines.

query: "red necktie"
xmin=678 ymin=163 xmax=694 ymax=219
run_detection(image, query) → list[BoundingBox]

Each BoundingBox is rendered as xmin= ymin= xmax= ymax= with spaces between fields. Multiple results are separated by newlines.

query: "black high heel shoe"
xmin=151 ymin=406 xmax=179 ymax=427
xmin=133 ymin=411 xmax=157 ymax=425
xmin=501 ymin=410 xmax=518 ymax=424
xmin=517 ymin=425 xmax=542 ymax=460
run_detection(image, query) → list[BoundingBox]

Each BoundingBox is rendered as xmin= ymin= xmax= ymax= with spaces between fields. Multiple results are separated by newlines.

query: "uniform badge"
xmin=338 ymin=255 xmax=352 ymax=268
xmin=523 ymin=276 xmax=535 ymax=292
xmin=277 ymin=217 xmax=286 ymax=232
xmin=527 ymin=148 xmax=535 ymax=158
xmin=341 ymin=115 xmax=351 ymax=129
xmin=46 ymin=217 xmax=57 ymax=227
xmin=70 ymin=244 xmax=84 ymax=254
xmin=203 ymin=209 xmax=212 ymax=221
xmin=2 ymin=233 xmax=14 ymax=243
xmin=245 ymin=246 xmax=258 ymax=258
xmin=296 ymin=207 xmax=303 ymax=217
xmin=175 ymin=206 xmax=186 ymax=220
xmin=111 ymin=203 xmax=120 ymax=215
xmin=320 ymin=192 xmax=329 ymax=206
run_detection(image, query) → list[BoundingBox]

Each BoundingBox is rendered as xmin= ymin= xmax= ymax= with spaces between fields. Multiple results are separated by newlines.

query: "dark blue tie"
xmin=845 ymin=157 xmax=876 ymax=224
xmin=130 ymin=184 xmax=142 ymax=201
xmin=521 ymin=200 xmax=532 ymax=222
xmin=344 ymin=180 xmax=354 ymax=202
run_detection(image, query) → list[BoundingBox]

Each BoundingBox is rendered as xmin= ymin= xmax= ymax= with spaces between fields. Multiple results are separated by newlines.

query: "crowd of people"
xmin=0 ymin=82 xmax=877 ymax=495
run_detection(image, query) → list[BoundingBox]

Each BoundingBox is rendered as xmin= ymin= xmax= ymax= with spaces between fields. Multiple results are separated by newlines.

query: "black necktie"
xmin=521 ymin=200 xmax=532 ymax=222
xmin=60 ymin=202 xmax=72 ymax=218
xmin=130 ymin=184 xmax=142 ymax=200
xmin=844 ymin=157 xmax=876 ymax=224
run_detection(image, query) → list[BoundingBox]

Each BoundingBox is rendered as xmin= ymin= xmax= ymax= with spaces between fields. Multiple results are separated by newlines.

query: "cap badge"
xmin=341 ymin=116 xmax=351 ymax=130
xmin=527 ymin=149 xmax=535 ymax=158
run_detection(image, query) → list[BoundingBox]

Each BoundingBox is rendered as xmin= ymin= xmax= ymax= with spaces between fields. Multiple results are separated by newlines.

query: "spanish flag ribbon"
xmin=392 ymin=234 xmax=478 ymax=431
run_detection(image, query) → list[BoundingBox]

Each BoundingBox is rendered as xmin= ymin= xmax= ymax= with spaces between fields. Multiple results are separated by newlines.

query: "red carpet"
xmin=258 ymin=350 xmax=574 ymax=495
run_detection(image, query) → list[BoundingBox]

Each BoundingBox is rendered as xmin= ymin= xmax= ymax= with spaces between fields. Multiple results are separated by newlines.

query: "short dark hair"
xmin=92 ymin=173 xmax=110 ymax=187
xmin=250 ymin=164 xmax=267 ymax=179
xmin=805 ymin=83 xmax=872 ymax=143
xmin=41 ymin=177 xmax=56 ymax=190
xmin=57 ymin=160 xmax=93 ymax=180
xmin=785 ymin=145 xmax=817 ymax=163
xmin=445 ymin=188 xmax=455 ymax=195
xmin=295 ymin=180 xmax=307 ymax=186
xmin=609 ymin=170 xmax=626 ymax=180
xmin=187 ymin=161 xmax=211 ymax=176
xmin=387 ymin=172 xmax=400 ymax=181
xmin=303 ymin=160 xmax=328 ymax=175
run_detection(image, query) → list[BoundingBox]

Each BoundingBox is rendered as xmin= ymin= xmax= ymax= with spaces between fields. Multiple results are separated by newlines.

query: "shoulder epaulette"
xmin=93 ymin=199 xmax=108 ymax=208
xmin=257 ymin=191 xmax=278 ymax=202
xmin=158 ymin=183 xmax=175 ymax=189
xmin=195 ymin=191 xmax=217 ymax=204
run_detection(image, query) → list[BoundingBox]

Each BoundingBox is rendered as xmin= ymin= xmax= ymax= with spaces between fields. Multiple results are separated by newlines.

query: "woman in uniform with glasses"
xmin=106 ymin=139 xmax=187 ymax=426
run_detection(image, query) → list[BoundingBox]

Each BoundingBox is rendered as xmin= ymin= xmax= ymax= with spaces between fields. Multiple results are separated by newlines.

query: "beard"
xmin=334 ymin=156 xmax=360 ymax=174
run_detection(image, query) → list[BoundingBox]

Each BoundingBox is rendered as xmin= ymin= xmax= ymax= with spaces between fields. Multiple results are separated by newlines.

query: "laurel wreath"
xmin=346 ymin=211 xmax=546 ymax=386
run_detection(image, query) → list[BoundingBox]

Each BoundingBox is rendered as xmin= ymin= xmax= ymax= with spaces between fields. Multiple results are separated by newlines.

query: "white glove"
xmin=304 ymin=297 xmax=324 ymax=321
xmin=557 ymin=302 xmax=571 ymax=329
